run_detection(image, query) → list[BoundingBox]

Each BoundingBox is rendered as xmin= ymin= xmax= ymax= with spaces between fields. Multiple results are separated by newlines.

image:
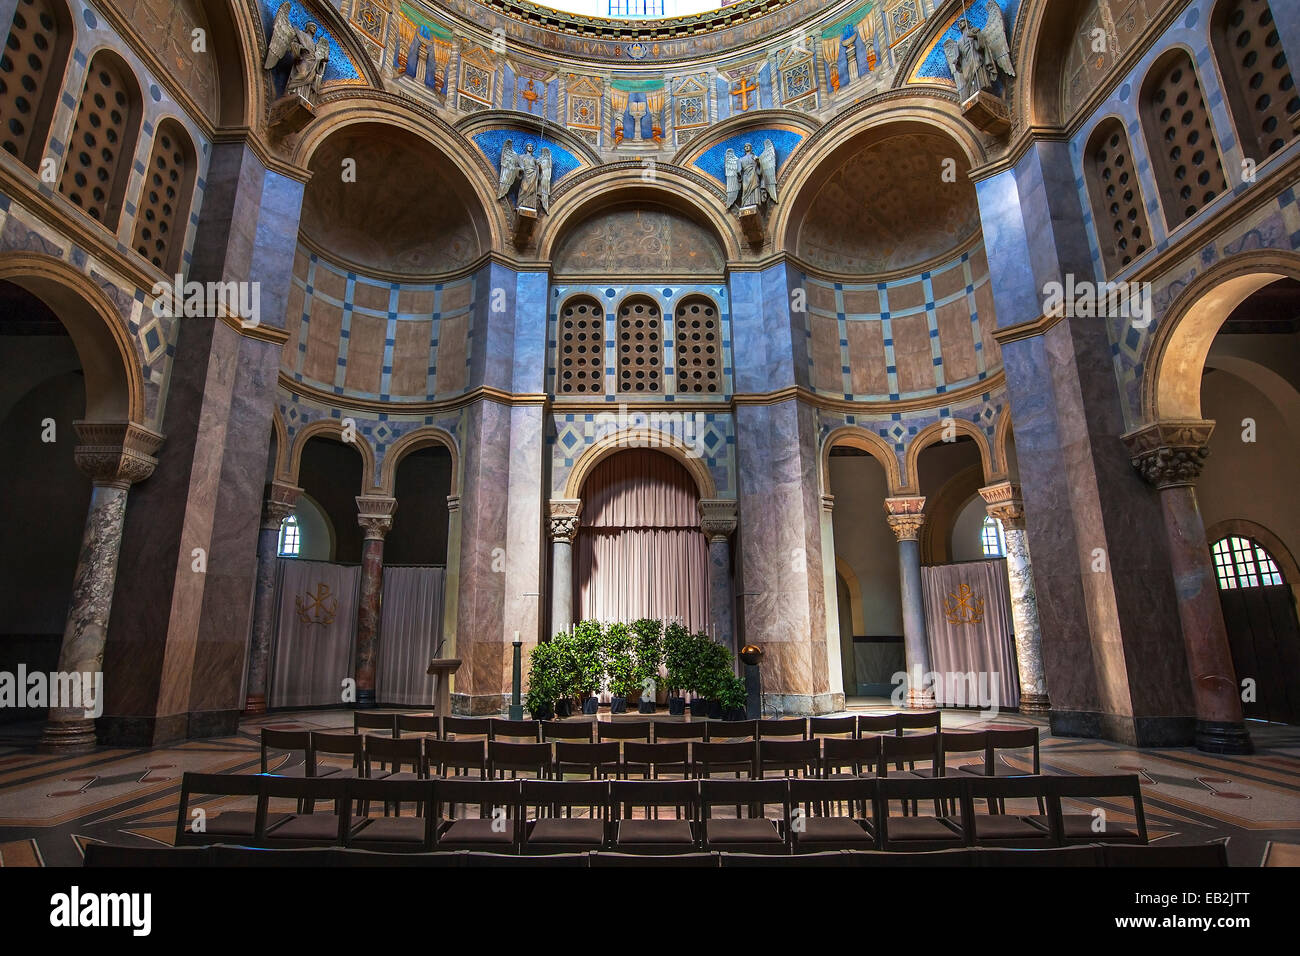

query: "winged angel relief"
xmin=497 ymin=140 xmax=553 ymax=215
xmin=264 ymin=2 xmax=330 ymax=102
xmin=942 ymin=2 xmax=1015 ymax=104
xmin=724 ymin=140 xmax=777 ymax=213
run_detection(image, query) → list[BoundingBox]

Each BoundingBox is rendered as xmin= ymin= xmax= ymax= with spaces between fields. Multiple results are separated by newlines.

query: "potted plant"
xmin=719 ymin=673 xmax=748 ymax=721
xmin=603 ymin=621 xmax=635 ymax=714
xmin=569 ymin=620 xmax=605 ymax=715
xmin=630 ymin=618 xmax=663 ymax=714
xmin=663 ymin=621 xmax=692 ymax=715
xmin=551 ymin=633 xmax=576 ymax=718
xmin=525 ymin=640 xmax=558 ymax=721
xmin=688 ymin=631 xmax=721 ymax=717
xmin=695 ymin=636 xmax=734 ymax=719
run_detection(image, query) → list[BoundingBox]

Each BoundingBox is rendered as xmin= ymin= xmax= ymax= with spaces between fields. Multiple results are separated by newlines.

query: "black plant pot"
xmin=610 ymin=696 xmax=628 ymax=714
xmin=689 ymin=698 xmax=710 ymax=717
xmin=554 ymin=699 xmax=573 ymax=718
xmin=667 ymin=696 xmax=686 ymax=716
xmin=530 ymin=704 xmax=554 ymax=721
xmin=638 ymin=699 xmax=656 ymax=715
xmin=723 ymin=707 xmax=747 ymax=721
xmin=708 ymin=700 xmax=723 ymax=720
xmin=582 ymin=696 xmax=599 ymax=715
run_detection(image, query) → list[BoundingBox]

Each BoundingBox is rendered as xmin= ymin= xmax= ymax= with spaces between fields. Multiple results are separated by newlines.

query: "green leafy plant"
xmin=566 ymin=620 xmax=605 ymax=698
xmin=692 ymin=632 xmax=734 ymax=701
xmin=603 ymin=622 xmax=637 ymax=698
xmin=525 ymin=640 xmax=560 ymax=717
xmin=718 ymin=673 xmax=748 ymax=714
xmin=663 ymin=621 xmax=693 ymax=695
xmin=630 ymin=618 xmax=664 ymax=697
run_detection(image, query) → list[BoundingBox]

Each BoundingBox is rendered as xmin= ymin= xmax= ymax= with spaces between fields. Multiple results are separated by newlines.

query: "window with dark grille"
xmin=1213 ymin=0 xmax=1299 ymax=162
xmin=674 ymin=296 xmax=721 ymax=394
xmin=57 ymin=51 xmax=142 ymax=229
xmin=1084 ymin=118 xmax=1152 ymax=273
xmin=0 ymin=0 xmax=71 ymax=170
xmin=1212 ymin=535 xmax=1284 ymax=589
xmin=557 ymin=295 xmax=604 ymax=395
xmin=617 ymin=296 xmax=662 ymax=394
xmin=131 ymin=119 xmax=196 ymax=273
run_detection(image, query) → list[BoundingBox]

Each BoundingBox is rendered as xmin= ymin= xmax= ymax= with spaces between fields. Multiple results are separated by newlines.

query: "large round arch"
xmin=288 ymin=418 xmax=378 ymax=493
xmin=563 ymin=427 xmax=717 ymax=502
xmin=378 ymin=426 xmax=460 ymax=496
xmin=902 ymin=418 xmax=995 ymax=494
xmin=820 ymin=425 xmax=903 ymax=496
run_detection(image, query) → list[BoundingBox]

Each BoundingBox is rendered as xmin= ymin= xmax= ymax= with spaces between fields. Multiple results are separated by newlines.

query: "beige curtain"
xmin=375 ymin=566 xmax=446 ymax=707
xmin=920 ymin=560 xmax=1019 ymax=708
xmin=269 ymin=560 xmax=360 ymax=709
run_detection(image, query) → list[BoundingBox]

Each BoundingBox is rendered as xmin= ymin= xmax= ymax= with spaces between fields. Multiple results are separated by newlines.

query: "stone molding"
xmin=356 ymin=495 xmax=398 ymax=540
xmin=698 ymin=498 xmax=738 ymax=542
xmin=72 ymin=420 xmax=164 ymax=489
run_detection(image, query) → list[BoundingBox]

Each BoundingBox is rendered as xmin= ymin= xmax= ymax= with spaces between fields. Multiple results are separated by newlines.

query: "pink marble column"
xmin=699 ymin=499 xmax=738 ymax=650
xmin=1124 ymin=421 xmax=1252 ymax=754
xmin=39 ymin=422 xmax=162 ymax=752
xmin=243 ymin=481 xmax=301 ymax=714
xmin=884 ymin=495 xmax=936 ymax=709
xmin=354 ymin=496 xmax=396 ymax=710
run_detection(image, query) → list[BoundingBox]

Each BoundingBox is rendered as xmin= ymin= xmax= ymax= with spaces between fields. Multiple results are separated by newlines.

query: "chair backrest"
xmin=788 ymin=775 xmax=876 ymax=813
xmin=554 ymin=741 xmax=620 ymax=774
xmin=821 ymin=735 xmax=882 ymax=776
xmin=597 ymin=721 xmax=652 ymax=742
xmin=704 ymin=719 xmax=757 ymax=741
xmin=488 ymin=740 xmax=552 ymax=778
xmin=651 ymin=722 xmax=706 ymax=742
xmin=590 ymin=850 xmax=719 ymax=867
xmin=856 ymin=714 xmax=897 ymax=735
xmin=1101 ymin=843 xmax=1226 ymax=867
xmin=311 ymin=732 xmax=364 ymax=771
xmin=425 ymin=738 xmax=486 ymax=777
xmin=757 ymin=718 xmax=807 ymax=739
xmin=364 ymin=735 xmax=425 ymax=776
xmin=432 ymin=778 xmax=520 ymax=819
xmin=939 ymin=731 xmax=989 ymax=772
xmin=757 ymin=738 xmax=820 ymax=777
xmin=609 ymin=779 xmax=698 ymax=815
xmin=343 ymin=778 xmax=436 ymax=844
xmin=441 ymin=716 xmax=492 ymax=739
xmin=1046 ymin=774 xmax=1147 ymax=843
xmin=699 ymin=778 xmax=790 ymax=820
xmin=623 ymin=741 xmax=689 ymax=770
xmin=692 ymin=740 xmax=757 ymax=778
xmin=965 ymin=775 xmax=1054 ymax=832
xmin=353 ymin=712 xmax=397 ymax=736
xmin=541 ymin=720 xmax=594 ymax=742
xmin=176 ymin=772 xmax=265 ymax=845
xmin=896 ymin=711 xmax=941 ymax=734
xmin=985 ymin=727 xmax=1040 ymax=773
xmin=878 ymin=733 xmax=941 ymax=775
xmin=396 ymin=714 xmax=440 ymax=737
xmin=876 ymin=776 xmax=969 ymax=823
xmin=261 ymin=729 xmax=312 ymax=774
xmin=521 ymin=779 xmax=610 ymax=819
xmin=809 ymin=716 xmax=858 ymax=739
xmin=490 ymin=718 xmax=542 ymax=741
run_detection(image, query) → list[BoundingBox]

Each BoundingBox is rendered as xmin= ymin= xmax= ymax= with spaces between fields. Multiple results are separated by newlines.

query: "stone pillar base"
xmin=450 ymin=692 xmax=512 ymax=717
xmin=1195 ymin=720 xmax=1254 ymax=755
xmin=38 ymin=719 xmax=97 ymax=753
xmin=1018 ymin=692 xmax=1051 ymax=715
xmin=906 ymin=688 xmax=937 ymax=710
xmin=243 ymin=694 xmax=266 ymax=715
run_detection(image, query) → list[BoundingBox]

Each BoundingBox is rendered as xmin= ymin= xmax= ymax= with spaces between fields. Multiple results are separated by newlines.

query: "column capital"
xmin=262 ymin=480 xmax=302 ymax=530
xmin=821 ymin=494 xmax=835 ymax=514
xmin=356 ymin=495 xmax=398 ymax=540
xmin=72 ymin=420 xmax=164 ymax=488
xmin=979 ymin=480 xmax=1025 ymax=529
xmin=698 ymin=497 xmax=738 ymax=542
xmin=1121 ymin=420 xmax=1215 ymax=490
xmin=548 ymin=498 xmax=582 ymax=541
xmin=884 ymin=495 xmax=926 ymax=541
xmin=446 ymin=494 xmax=461 ymax=514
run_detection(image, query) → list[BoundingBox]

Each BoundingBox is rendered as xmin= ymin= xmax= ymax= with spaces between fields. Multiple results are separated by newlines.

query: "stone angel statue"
xmin=497 ymin=140 xmax=553 ymax=214
xmin=724 ymin=140 xmax=778 ymax=212
xmin=264 ymin=2 xmax=330 ymax=101
xmin=942 ymin=2 xmax=1015 ymax=103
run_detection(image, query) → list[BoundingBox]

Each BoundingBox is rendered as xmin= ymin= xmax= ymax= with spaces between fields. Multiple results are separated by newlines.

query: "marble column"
xmin=1123 ymin=421 xmax=1253 ymax=755
xmin=243 ymin=481 xmax=301 ymax=714
xmin=980 ymin=481 xmax=1050 ymax=714
xmin=40 ymin=422 xmax=162 ymax=752
xmin=354 ymin=495 xmax=397 ymax=710
xmin=699 ymin=499 xmax=738 ymax=649
xmin=884 ymin=496 xmax=935 ymax=709
xmin=548 ymin=499 xmax=581 ymax=636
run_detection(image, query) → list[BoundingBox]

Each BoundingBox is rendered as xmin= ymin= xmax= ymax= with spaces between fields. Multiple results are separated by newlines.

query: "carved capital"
xmin=356 ymin=495 xmax=398 ymax=540
xmin=884 ymin=495 xmax=926 ymax=541
xmin=548 ymin=499 xmax=582 ymax=541
xmin=1122 ymin=420 xmax=1215 ymax=490
xmin=698 ymin=498 xmax=738 ymax=542
xmin=821 ymin=493 xmax=835 ymax=514
xmin=979 ymin=481 xmax=1025 ymax=529
xmin=262 ymin=480 xmax=302 ymax=530
xmin=72 ymin=421 xmax=164 ymax=488
xmin=446 ymin=494 xmax=461 ymax=514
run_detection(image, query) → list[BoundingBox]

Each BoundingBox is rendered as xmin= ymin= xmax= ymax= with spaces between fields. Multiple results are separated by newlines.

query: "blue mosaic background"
xmin=917 ymin=0 xmax=1020 ymax=81
xmin=472 ymin=130 xmax=583 ymax=184
xmin=692 ymin=129 xmax=805 ymax=186
xmin=258 ymin=0 xmax=360 ymax=83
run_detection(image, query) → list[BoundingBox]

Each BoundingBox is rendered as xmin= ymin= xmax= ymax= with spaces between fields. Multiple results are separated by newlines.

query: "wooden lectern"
xmin=426 ymin=658 xmax=462 ymax=718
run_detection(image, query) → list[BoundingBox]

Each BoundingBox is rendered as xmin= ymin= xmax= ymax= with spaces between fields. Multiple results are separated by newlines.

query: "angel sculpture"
xmin=942 ymin=2 xmax=1015 ymax=103
xmin=497 ymin=140 xmax=553 ymax=214
xmin=724 ymin=140 xmax=778 ymax=213
xmin=264 ymin=2 xmax=330 ymax=101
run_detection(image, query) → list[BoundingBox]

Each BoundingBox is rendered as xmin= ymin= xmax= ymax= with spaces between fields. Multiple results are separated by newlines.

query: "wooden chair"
xmin=310 ymin=732 xmax=380 ymax=779
xmin=1040 ymin=775 xmax=1148 ymax=845
xmin=720 ymin=850 xmax=855 ymax=866
xmin=461 ymin=851 xmax=587 ymax=867
xmin=424 ymin=738 xmax=486 ymax=779
xmin=910 ymin=731 xmax=988 ymax=778
xmin=353 ymin=712 xmax=397 ymax=737
xmin=440 ymin=716 xmax=491 ymax=740
xmin=757 ymin=718 xmax=808 ymax=739
xmin=896 ymin=711 xmax=941 ymax=735
xmin=757 ymin=738 xmax=821 ymax=779
xmin=622 ymin=741 xmax=690 ymax=780
xmin=490 ymin=718 xmax=542 ymax=742
xmin=209 ymin=845 xmax=337 ymax=867
xmin=788 ymin=778 xmax=877 ymax=853
xmin=651 ymin=722 xmax=706 ymax=743
xmin=608 ymin=779 xmax=699 ymax=854
xmin=260 ymin=729 xmax=329 ymax=778
xmin=597 ymin=720 xmax=653 ymax=743
xmin=809 ymin=716 xmax=858 ymax=739
xmin=590 ymin=850 xmax=718 ymax=867
xmin=875 ymin=777 xmax=969 ymax=852
xmin=395 ymin=714 xmax=440 ymax=739
xmin=488 ymin=740 xmax=553 ymax=779
xmin=363 ymin=735 xmax=426 ymax=781
xmin=821 ymin=736 xmax=881 ymax=779
xmin=958 ymin=727 xmax=1040 ymax=777
xmin=257 ymin=774 xmax=355 ymax=848
xmin=878 ymin=733 xmax=941 ymax=778
xmin=541 ymin=720 xmax=594 ymax=743
xmin=175 ymin=772 xmax=276 ymax=847
xmin=692 ymin=740 xmax=757 ymax=779
xmin=856 ymin=714 xmax=898 ymax=736
xmin=704 ymin=719 xmax=757 ymax=741
xmin=520 ymin=779 xmax=610 ymax=853
xmin=965 ymin=775 xmax=1058 ymax=848
xmin=432 ymin=779 xmax=521 ymax=853
xmin=700 ymin=778 xmax=791 ymax=854
xmin=344 ymin=778 xmax=437 ymax=852
xmin=553 ymin=741 xmax=620 ymax=779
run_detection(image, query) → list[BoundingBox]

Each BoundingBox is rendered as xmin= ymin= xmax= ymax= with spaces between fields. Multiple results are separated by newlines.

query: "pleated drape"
xmin=269 ymin=560 xmax=360 ymax=708
xmin=920 ymin=560 xmax=1020 ymax=708
xmin=375 ymin=566 xmax=446 ymax=707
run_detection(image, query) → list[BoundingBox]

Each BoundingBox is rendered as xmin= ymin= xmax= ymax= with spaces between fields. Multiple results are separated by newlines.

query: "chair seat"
xmin=706 ymin=818 xmax=782 ymax=844
xmin=1024 ymin=814 xmax=1140 ymax=840
xmin=352 ymin=817 xmax=428 ymax=844
xmin=374 ymin=771 xmax=421 ymax=783
xmin=206 ymin=811 xmax=291 ymax=837
xmin=265 ymin=814 xmax=350 ymax=841
xmin=439 ymin=818 xmax=514 ymax=846
xmin=958 ymin=764 xmax=1029 ymax=777
xmin=973 ymin=814 xmax=1051 ymax=840
xmin=529 ymin=818 xmax=606 ymax=846
xmin=617 ymin=819 xmax=695 ymax=846
xmin=885 ymin=817 xmax=963 ymax=842
xmin=799 ymin=817 xmax=874 ymax=845
xmin=904 ymin=767 xmax=943 ymax=778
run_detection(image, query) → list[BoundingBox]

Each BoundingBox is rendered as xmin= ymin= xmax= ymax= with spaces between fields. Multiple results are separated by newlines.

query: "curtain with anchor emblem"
xmin=920 ymin=560 xmax=1019 ymax=708
xmin=269 ymin=560 xmax=361 ymax=708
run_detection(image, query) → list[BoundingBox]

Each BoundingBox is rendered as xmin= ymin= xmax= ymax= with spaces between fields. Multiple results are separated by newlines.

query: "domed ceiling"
xmin=795 ymin=132 xmax=982 ymax=275
xmin=299 ymin=123 xmax=485 ymax=276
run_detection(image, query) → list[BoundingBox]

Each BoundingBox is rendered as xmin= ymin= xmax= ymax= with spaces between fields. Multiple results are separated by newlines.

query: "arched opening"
xmin=0 ymin=0 xmax=74 ymax=171
xmin=386 ymin=445 xmax=452 ymax=566
xmin=573 ymin=448 xmax=708 ymax=630
xmin=1211 ymin=0 xmax=1299 ymax=164
xmin=1082 ymin=117 xmax=1153 ymax=275
xmin=131 ymin=118 xmax=199 ymax=274
xmin=296 ymin=436 xmax=365 ymax=563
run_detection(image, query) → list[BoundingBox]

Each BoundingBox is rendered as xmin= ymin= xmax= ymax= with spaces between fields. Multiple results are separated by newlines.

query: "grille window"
xmin=617 ymin=296 xmax=662 ymax=394
xmin=0 ymin=0 xmax=70 ymax=169
xmin=1084 ymin=119 xmax=1152 ymax=273
xmin=1213 ymin=0 xmax=1299 ymax=162
xmin=57 ymin=51 xmax=142 ymax=229
xmin=557 ymin=296 xmax=604 ymax=395
xmin=674 ymin=296 xmax=721 ymax=394
xmin=131 ymin=119 xmax=196 ymax=273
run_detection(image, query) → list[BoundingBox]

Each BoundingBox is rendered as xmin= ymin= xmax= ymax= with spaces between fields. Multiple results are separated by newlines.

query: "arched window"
xmin=57 ymin=50 xmax=143 ymax=230
xmin=0 ymin=0 xmax=73 ymax=170
xmin=1212 ymin=0 xmax=1299 ymax=163
xmin=1139 ymin=50 xmax=1228 ymax=229
xmin=1212 ymin=535 xmax=1284 ymax=588
xmin=616 ymin=295 xmax=663 ymax=394
xmin=674 ymin=295 xmax=722 ymax=394
xmin=131 ymin=118 xmax=197 ymax=273
xmin=278 ymin=514 xmax=301 ymax=557
xmin=981 ymin=515 xmax=1005 ymax=557
xmin=556 ymin=295 xmax=604 ymax=395
xmin=1083 ymin=118 xmax=1152 ymax=274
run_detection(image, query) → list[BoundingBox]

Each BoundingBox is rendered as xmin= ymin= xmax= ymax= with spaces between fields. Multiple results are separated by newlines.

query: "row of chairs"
xmin=264 ymin=728 xmax=1039 ymax=782
xmin=87 ymin=842 xmax=1228 ymax=868
xmin=349 ymin=712 xmax=945 ymax=741
xmin=175 ymin=771 xmax=1147 ymax=855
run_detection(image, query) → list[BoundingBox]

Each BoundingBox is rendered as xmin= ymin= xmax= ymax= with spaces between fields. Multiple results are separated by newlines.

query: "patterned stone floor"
xmin=0 ymin=706 xmax=1296 ymax=866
